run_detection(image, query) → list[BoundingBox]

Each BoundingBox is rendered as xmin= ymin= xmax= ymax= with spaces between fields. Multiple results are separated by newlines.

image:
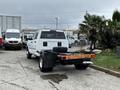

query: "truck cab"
xmin=27 ymin=29 xmax=69 ymax=57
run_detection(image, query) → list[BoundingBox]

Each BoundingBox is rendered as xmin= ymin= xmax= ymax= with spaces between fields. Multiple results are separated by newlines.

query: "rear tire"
xmin=39 ymin=51 xmax=57 ymax=72
xmin=74 ymin=64 xmax=89 ymax=70
xmin=39 ymin=57 xmax=53 ymax=72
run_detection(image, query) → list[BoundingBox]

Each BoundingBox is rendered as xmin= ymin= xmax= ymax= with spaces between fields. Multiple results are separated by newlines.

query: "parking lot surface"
xmin=0 ymin=50 xmax=120 ymax=90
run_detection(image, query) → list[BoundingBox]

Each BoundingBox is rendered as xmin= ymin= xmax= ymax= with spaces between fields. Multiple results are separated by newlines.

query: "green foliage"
xmin=112 ymin=10 xmax=120 ymax=22
xmin=98 ymin=28 xmax=116 ymax=49
xmin=94 ymin=51 xmax=120 ymax=71
xmin=79 ymin=12 xmax=119 ymax=49
xmin=79 ymin=10 xmax=120 ymax=49
xmin=82 ymin=13 xmax=105 ymax=30
xmin=112 ymin=10 xmax=120 ymax=30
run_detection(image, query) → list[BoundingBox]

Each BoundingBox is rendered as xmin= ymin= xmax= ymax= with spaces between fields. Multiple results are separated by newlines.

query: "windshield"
xmin=6 ymin=33 xmax=20 ymax=38
xmin=40 ymin=31 xmax=65 ymax=39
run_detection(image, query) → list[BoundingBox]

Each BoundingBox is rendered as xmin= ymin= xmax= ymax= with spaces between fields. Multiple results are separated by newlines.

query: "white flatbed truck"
xmin=27 ymin=29 xmax=96 ymax=72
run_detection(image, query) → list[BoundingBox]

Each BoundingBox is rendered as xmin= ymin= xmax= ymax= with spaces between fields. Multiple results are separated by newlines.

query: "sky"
xmin=0 ymin=0 xmax=120 ymax=29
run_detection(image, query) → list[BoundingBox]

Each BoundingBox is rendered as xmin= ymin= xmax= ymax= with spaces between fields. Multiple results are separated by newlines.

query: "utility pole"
xmin=86 ymin=10 xmax=88 ymax=14
xmin=67 ymin=24 xmax=69 ymax=30
xmin=55 ymin=17 xmax=59 ymax=30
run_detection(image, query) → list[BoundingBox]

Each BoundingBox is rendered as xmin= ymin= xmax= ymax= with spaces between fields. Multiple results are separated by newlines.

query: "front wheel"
xmin=4 ymin=46 xmax=8 ymax=50
xmin=26 ymin=50 xmax=32 ymax=59
xmin=18 ymin=46 xmax=22 ymax=50
xmin=74 ymin=64 xmax=89 ymax=70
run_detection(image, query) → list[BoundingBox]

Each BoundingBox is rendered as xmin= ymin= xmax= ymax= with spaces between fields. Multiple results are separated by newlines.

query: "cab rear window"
xmin=40 ymin=31 xmax=65 ymax=39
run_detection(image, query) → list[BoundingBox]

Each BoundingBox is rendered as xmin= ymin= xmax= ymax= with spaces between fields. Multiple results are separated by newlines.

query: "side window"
xmin=34 ymin=32 xmax=38 ymax=39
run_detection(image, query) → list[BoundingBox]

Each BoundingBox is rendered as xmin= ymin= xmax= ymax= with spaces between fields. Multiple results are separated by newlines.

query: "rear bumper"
xmin=60 ymin=58 xmax=92 ymax=65
xmin=58 ymin=52 xmax=96 ymax=65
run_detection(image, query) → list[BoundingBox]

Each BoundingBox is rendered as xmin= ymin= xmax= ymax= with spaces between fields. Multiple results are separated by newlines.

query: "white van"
xmin=4 ymin=29 xmax=22 ymax=49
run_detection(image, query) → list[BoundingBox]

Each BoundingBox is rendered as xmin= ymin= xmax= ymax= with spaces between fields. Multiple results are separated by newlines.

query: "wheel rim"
xmin=39 ymin=58 xmax=43 ymax=68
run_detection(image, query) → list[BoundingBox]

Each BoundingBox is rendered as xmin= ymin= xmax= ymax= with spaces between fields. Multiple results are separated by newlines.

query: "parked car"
xmin=22 ymin=33 xmax=35 ymax=47
xmin=79 ymin=35 xmax=88 ymax=46
xmin=21 ymin=29 xmax=38 ymax=48
xmin=3 ymin=29 xmax=22 ymax=50
xmin=0 ymin=28 xmax=3 ymax=47
xmin=73 ymin=36 xmax=80 ymax=46
xmin=27 ymin=29 xmax=96 ymax=72
xmin=67 ymin=36 xmax=75 ymax=47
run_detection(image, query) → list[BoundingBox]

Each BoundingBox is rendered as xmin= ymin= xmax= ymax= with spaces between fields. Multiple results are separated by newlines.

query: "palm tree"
xmin=79 ymin=13 xmax=115 ymax=49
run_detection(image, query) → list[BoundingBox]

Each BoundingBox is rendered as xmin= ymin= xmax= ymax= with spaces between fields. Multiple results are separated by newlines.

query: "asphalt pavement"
xmin=0 ymin=49 xmax=120 ymax=90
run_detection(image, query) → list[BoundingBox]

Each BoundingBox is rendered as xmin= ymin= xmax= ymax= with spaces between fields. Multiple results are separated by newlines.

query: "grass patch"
xmin=93 ymin=51 xmax=120 ymax=72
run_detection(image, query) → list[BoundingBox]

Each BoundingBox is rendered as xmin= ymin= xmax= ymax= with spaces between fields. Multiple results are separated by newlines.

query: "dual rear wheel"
xmin=39 ymin=51 xmax=57 ymax=72
xmin=27 ymin=50 xmax=89 ymax=72
xmin=39 ymin=57 xmax=53 ymax=72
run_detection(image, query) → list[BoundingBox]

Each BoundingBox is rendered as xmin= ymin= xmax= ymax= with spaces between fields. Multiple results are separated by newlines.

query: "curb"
xmin=90 ymin=65 xmax=120 ymax=78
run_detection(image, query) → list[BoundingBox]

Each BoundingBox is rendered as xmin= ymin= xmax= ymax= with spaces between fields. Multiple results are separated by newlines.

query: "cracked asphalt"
xmin=0 ymin=49 xmax=120 ymax=90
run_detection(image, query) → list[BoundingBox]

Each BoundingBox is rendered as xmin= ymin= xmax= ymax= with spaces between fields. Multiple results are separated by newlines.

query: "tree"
xmin=79 ymin=12 xmax=116 ymax=49
xmin=112 ymin=10 xmax=120 ymax=31
xmin=112 ymin=10 xmax=120 ymax=22
xmin=79 ymin=13 xmax=106 ymax=39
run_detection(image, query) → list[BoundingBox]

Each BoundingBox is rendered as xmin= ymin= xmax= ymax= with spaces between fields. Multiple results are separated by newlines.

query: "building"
xmin=0 ymin=15 xmax=21 ymax=32
xmin=63 ymin=29 xmax=79 ymax=39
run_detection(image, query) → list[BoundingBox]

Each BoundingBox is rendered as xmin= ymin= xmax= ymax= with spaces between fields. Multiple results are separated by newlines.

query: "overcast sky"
xmin=0 ymin=0 xmax=120 ymax=29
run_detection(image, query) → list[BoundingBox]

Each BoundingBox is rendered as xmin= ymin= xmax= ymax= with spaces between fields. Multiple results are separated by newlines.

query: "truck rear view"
xmin=26 ymin=29 xmax=96 ymax=72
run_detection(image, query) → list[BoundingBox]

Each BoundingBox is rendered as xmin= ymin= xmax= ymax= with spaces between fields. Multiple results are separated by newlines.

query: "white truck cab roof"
xmin=38 ymin=29 xmax=64 ymax=32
